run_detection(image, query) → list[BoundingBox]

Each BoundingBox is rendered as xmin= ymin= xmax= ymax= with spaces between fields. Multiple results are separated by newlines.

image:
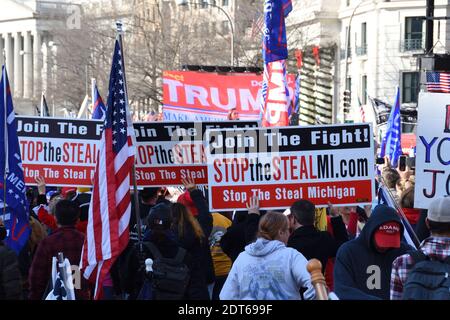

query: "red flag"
xmin=312 ymin=46 xmax=320 ymax=66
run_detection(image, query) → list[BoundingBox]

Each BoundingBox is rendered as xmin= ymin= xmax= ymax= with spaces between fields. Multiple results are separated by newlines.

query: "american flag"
xmin=251 ymin=13 xmax=264 ymax=38
xmin=80 ymin=37 xmax=135 ymax=300
xmin=426 ymin=72 xmax=450 ymax=93
xmin=358 ymin=96 xmax=366 ymax=122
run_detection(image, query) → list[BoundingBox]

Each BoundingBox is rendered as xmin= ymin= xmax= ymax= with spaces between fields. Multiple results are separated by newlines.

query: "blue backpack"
xmin=402 ymin=251 xmax=450 ymax=300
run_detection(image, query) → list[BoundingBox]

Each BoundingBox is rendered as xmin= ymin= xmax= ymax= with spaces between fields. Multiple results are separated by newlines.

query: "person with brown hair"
xmin=171 ymin=177 xmax=214 ymax=300
xmin=220 ymin=200 xmax=315 ymax=300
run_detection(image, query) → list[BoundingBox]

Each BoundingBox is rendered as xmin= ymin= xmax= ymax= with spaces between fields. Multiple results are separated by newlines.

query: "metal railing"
xmin=401 ymin=38 xmax=424 ymax=52
xmin=356 ymin=44 xmax=367 ymax=56
xmin=340 ymin=49 xmax=352 ymax=60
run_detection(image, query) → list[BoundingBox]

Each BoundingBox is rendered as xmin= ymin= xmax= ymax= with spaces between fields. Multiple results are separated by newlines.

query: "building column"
xmin=14 ymin=32 xmax=23 ymax=98
xmin=41 ymin=39 xmax=48 ymax=95
xmin=23 ymin=31 xmax=32 ymax=99
xmin=33 ymin=32 xmax=42 ymax=98
xmin=4 ymin=33 xmax=13 ymax=90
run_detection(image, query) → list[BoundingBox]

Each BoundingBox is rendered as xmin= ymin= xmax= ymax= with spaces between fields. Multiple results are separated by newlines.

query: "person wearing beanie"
xmin=0 ymin=219 xmax=23 ymax=299
xmin=28 ymin=200 xmax=89 ymax=300
xmin=334 ymin=205 xmax=413 ymax=300
xmin=391 ymin=196 xmax=450 ymax=299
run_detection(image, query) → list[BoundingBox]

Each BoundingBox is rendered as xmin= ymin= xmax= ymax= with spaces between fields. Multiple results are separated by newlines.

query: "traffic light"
xmin=343 ymin=90 xmax=351 ymax=114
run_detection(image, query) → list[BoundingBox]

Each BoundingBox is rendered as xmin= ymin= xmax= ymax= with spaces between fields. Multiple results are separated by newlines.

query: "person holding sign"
xmin=220 ymin=208 xmax=315 ymax=300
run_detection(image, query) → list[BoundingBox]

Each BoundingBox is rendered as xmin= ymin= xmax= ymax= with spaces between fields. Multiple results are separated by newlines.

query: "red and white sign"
xmin=206 ymin=124 xmax=375 ymax=211
xmin=17 ymin=117 xmax=257 ymax=187
xmin=17 ymin=117 xmax=101 ymax=187
xmin=162 ymin=70 xmax=295 ymax=122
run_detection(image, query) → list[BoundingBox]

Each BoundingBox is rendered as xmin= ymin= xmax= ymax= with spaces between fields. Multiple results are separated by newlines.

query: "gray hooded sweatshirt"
xmin=220 ymin=238 xmax=315 ymax=300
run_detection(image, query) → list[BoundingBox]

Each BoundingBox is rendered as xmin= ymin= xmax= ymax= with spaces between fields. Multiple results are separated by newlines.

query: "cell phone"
xmin=407 ymin=157 xmax=416 ymax=170
xmin=376 ymin=157 xmax=385 ymax=165
xmin=398 ymin=155 xmax=407 ymax=171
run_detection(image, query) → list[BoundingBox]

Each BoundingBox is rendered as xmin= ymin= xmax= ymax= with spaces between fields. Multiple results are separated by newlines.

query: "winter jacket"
xmin=0 ymin=244 xmax=22 ymax=300
xmin=220 ymin=238 xmax=315 ymax=300
xmin=220 ymin=213 xmax=249 ymax=262
xmin=287 ymin=216 xmax=348 ymax=272
xmin=28 ymin=226 xmax=89 ymax=300
xmin=334 ymin=205 xmax=413 ymax=300
xmin=220 ymin=212 xmax=260 ymax=262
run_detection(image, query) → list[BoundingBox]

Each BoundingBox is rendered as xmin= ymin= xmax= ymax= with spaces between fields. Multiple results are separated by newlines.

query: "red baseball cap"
xmin=61 ymin=187 xmax=77 ymax=199
xmin=374 ymin=221 xmax=401 ymax=249
xmin=177 ymin=191 xmax=198 ymax=216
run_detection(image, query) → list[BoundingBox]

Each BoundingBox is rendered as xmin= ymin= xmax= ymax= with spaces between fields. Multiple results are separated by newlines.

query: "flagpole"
xmin=91 ymin=78 xmax=96 ymax=119
xmin=116 ymin=21 xmax=142 ymax=249
xmin=379 ymin=175 xmax=421 ymax=248
xmin=2 ymin=65 xmax=8 ymax=220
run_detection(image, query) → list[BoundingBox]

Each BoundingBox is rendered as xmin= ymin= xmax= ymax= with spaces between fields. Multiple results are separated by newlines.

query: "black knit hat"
xmin=147 ymin=202 xmax=172 ymax=230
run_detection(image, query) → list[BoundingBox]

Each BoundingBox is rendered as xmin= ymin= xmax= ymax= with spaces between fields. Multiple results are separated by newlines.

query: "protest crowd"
xmin=1 ymin=1 xmax=450 ymax=302
xmin=0 ymin=153 xmax=450 ymax=300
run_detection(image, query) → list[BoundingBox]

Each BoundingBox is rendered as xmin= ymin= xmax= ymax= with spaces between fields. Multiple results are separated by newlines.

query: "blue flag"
xmin=92 ymin=84 xmax=106 ymax=120
xmin=0 ymin=66 xmax=31 ymax=254
xmin=260 ymin=0 xmax=292 ymax=127
xmin=380 ymin=87 xmax=402 ymax=167
xmin=262 ymin=0 xmax=292 ymax=63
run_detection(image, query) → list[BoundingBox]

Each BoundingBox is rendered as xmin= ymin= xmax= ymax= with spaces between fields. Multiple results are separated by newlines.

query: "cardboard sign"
xmin=206 ymin=124 xmax=375 ymax=211
xmin=17 ymin=117 xmax=257 ymax=187
xmin=414 ymin=92 xmax=450 ymax=209
xmin=134 ymin=121 xmax=257 ymax=187
xmin=162 ymin=70 xmax=296 ymax=121
xmin=18 ymin=117 xmax=102 ymax=186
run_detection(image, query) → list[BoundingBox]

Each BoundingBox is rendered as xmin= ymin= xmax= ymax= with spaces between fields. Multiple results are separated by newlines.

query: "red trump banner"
xmin=162 ymin=70 xmax=296 ymax=122
xmin=205 ymin=124 xmax=376 ymax=211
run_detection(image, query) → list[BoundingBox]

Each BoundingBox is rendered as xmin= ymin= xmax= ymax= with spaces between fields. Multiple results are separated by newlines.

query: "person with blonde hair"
xmin=220 ymin=198 xmax=315 ymax=300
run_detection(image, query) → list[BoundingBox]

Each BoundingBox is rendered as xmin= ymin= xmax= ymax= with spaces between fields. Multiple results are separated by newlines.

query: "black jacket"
xmin=0 ymin=244 xmax=22 ymax=300
xmin=287 ymin=216 xmax=349 ymax=272
xmin=220 ymin=212 xmax=260 ymax=262
xmin=122 ymin=232 xmax=208 ymax=300
xmin=174 ymin=189 xmax=215 ymax=285
xmin=334 ymin=205 xmax=413 ymax=300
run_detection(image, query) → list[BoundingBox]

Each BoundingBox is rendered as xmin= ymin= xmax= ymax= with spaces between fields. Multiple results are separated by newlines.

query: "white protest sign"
xmin=414 ymin=92 xmax=450 ymax=209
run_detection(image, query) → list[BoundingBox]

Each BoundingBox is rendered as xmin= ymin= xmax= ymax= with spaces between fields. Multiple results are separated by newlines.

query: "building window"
xmin=221 ymin=20 xmax=230 ymax=35
xmin=404 ymin=17 xmax=425 ymax=51
xmin=402 ymin=72 xmax=420 ymax=103
xmin=222 ymin=0 xmax=229 ymax=6
xmin=345 ymin=26 xmax=352 ymax=58
xmin=346 ymin=77 xmax=352 ymax=91
xmin=356 ymin=22 xmax=367 ymax=56
xmin=361 ymin=75 xmax=367 ymax=105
